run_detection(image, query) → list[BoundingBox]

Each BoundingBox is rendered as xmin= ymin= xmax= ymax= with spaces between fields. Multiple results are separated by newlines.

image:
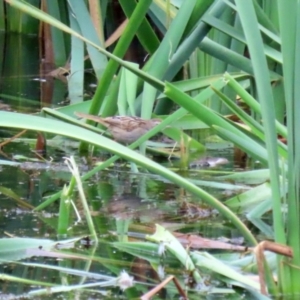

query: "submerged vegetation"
xmin=0 ymin=0 xmax=299 ymax=298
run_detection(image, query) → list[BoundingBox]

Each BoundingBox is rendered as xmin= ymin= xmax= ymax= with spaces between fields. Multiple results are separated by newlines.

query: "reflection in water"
xmin=189 ymin=156 xmax=229 ymax=168
xmin=101 ymin=194 xmax=168 ymax=221
xmin=99 ymin=192 xmax=218 ymax=225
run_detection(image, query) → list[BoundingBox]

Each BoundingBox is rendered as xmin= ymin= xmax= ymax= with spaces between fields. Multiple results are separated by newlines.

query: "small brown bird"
xmin=75 ymin=112 xmax=161 ymax=144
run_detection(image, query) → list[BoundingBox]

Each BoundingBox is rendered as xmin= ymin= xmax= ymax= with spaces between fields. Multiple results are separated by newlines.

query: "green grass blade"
xmin=141 ymin=0 xmax=197 ymax=119
xmin=235 ymin=0 xmax=284 ymax=245
xmin=68 ymin=0 xmax=107 ymax=77
xmin=68 ymin=11 xmax=84 ymax=104
xmin=46 ymin=0 xmax=67 ymax=65
xmin=120 ymin=0 xmax=160 ymax=54
xmin=163 ymin=1 xmax=227 ymax=82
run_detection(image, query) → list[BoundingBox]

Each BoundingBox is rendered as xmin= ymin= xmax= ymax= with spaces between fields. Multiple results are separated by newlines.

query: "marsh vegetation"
xmin=0 ymin=0 xmax=299 ymax=299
